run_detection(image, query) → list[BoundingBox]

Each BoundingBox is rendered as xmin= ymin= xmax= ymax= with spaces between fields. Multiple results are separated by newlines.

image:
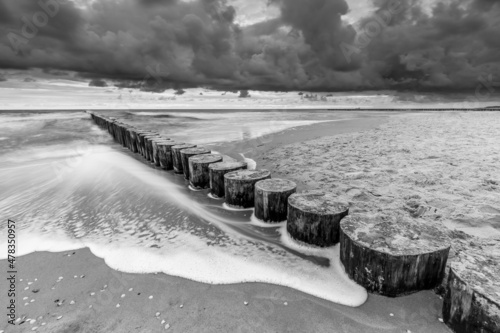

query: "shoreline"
xmin=0 ymin=248 xmax=449 ymax=332
xmin=0 ymin=111 xmax=454 ymax=332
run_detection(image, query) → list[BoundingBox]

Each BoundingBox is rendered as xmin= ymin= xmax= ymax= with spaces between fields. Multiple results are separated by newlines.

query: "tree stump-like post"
xmin=188 ymin=154 xmax=223 ymax=189
xmin=442 ymin=243 xmax=500 ymax=332
xmin=180 ymin=148 xmax=211 ymax=179
xmin=151 ymin=138 xmax=171 ymax=167
xmin=339 ymin=213 xmax=451 ymax=297
xmin=224 ymin=170 xmax=271 ymax=208
xmin=208 ymin=161 xmax=247 ymax=198
xmin=172 ymin=144 xmax=197 ymax=174
xmin=254 ymin=179 xmax=297 ymax=223
xmin=287 ymin=191 xmax=349 ymax=247
xmin=144 ymin=134 xmax=161 ymax=162
xmin=136 ymin=131 xmax=155 ymax=157
xmin=123 ymin=126 xmax=136 ymax=150
xmin=127 ymin=128 xmax=139 ymax=153
xmin=157 ymin=141 xmax=183 ymax=170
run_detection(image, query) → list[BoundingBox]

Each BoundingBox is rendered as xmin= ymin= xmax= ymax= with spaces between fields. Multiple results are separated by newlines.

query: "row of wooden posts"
xmin=87 ymin=111 xmax=490 ymax=333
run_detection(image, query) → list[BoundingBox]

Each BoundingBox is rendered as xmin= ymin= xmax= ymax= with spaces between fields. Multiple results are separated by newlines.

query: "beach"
xmin=1 ymin=248 xmax=448 ymax=333
xmin=0 ymin=110 xmax=467 ymax=333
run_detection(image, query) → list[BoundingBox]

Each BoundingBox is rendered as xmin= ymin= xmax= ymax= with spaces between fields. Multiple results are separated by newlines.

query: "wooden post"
xmin=224 ymin=170 xmax=271 ymax=208
xmin=287 ymin=191 xmax=349 ymax=247
xmin=339 ymin=213 xmax=451 ymax=297
xmin=254 ymin=179 xmax=297 ymax=223
xmin=209 ymin=161 xmax=247 ymax=198
xmin=136 ymin=131 xmax=155 ymax=157
xmin=442 ymin=243 xmax=500 ymax=332
xmin=157 ymin=141 xmax=183 ymax=170
xmin=144 ymin=134 xmax=161 ymax=162
xmin=172 ymin=144 xmax=197 ymax=174
xmin=188 ymin=154 xmax=223 ymax=189
xmin=127 ymin=128 xmax=139 ymax=153
xmin=180 ymin=148 xmax=211 ymax=179
xmin=151 ymin=138 xmax=171 ymax=167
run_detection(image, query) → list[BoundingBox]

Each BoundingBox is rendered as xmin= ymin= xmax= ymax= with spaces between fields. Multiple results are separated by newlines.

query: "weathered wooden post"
xmin=180 ymin=148 xmax=211 ymax=179
xmin=208 ymin=161 xmax=247 ymax=198
xmin=127 ymin=127 xmax=139 ymax=153
xmin=442 ymin=243 xmax=500 ymax=332
xmin=171 ymin=144 xmax=197 ymax=174
xmin=151 ymin=138 xmax=171 ymax=167
xmin=144 ymin=134 xmax=162 ymax=162
xmin=254 ymin=179 xmax=297 ymax=223
xmin=136 ymin=131 xmax=155 ymax=157
xmin=224 ymin=170 xmax=271 ymax=208
xmin=188 ymin=154 xmax=223 ymax=189
xmin=339 ymin=213 xmax=451 ymax=297
xmin=156 ymin=141 xmax=183 ymax=170
xmin=287 ymin=191 xmax=349 ymax=247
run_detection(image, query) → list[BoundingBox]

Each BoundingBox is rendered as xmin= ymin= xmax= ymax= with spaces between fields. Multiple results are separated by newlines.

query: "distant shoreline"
xmin=0 ymin=107 xmax=499 ymax=113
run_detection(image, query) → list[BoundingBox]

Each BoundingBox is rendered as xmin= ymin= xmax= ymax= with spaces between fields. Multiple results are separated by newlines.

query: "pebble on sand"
xmin=29 ymin=319 xmax=36 ymax=324
xmin=121 ymin=294 xmax=126 ymax=298
xmin=156 ymin=312 xmax=160 ymax=317
xmin=41 ymin=323 xmax=46 ymax=326
xmin=165 ymin=324 xmax=170 ymax=330
xmin=149 ymin=295 xmax=154 ymax=299
xmin=244 ymin=301 xmax=248 ymax=305
xmin=24 ymin=287 xmax=29 ymax=290
xmin=57 ymin=316 xmax=63 ymax=320
xmin=31 ymin=327 xmax=38 ymax=331
xmin=28 ymin=282 xmax=33 ymax=285
xmin=70 ymin=300 xmax=75 ymax=305
xmin=161 ymin=320 xmax=165 ymax=325
xmin=90 ymin=292 xmax=95 ymax=296
xmin=179 ymin=304 xmax=183 ymax=308
xmin=390 ymin=313 xmax=394 ymax=317
xmin=284 ymin=302 xmax=288 ymax=306
xmin=129 ymin=288 xmax=133 ymax=291
xmin=438 ymin=318 xmax=444 ymax=323
xmin=116 ymin=304 xmax=120 ymax=308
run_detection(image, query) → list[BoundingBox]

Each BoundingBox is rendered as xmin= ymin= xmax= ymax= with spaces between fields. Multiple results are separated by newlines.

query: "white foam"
xmin=207 ymin=193 xmax=223 ymax=200
xmin=0 ymin=131 xmax=367 ymax=308
xmin=249 ymin=214 xmax=286 ymax=228
xmin=222 ymin=203 xmax=254 ymax=212
xmin=85 ymin=231 xmax=367 ymax=306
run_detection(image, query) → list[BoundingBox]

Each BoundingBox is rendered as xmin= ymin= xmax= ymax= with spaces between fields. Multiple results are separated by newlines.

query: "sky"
xmin=0 ymin=0 xmax=499 ymax=92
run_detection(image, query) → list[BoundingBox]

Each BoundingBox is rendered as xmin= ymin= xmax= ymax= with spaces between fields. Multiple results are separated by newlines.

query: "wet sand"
xmin=1 ymin=248 xmax=449 ymax=333
xmin=0 ymin=111 xmax=454 ymax=332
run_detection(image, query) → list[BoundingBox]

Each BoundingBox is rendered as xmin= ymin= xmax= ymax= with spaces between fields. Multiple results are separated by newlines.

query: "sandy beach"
xmin=1 ymin=247 xmax=449 ymax=333
xmin=0 ymin=110 xmax=464 ymax=333
xmin=258 ymin=111 xmax=500 ymax=240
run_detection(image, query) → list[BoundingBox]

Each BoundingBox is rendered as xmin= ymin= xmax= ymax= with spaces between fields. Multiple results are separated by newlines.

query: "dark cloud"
xmin=0 ymin=0 xmax=499 ymax=92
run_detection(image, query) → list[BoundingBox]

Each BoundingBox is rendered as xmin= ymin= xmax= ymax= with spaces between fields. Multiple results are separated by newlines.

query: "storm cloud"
xmin=0 ymin=0 xmax=499 ymax=91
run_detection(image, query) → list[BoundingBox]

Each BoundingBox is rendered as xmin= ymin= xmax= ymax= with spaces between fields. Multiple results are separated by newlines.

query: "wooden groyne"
xmin=86 ymin=111 xmax=498 ymax=333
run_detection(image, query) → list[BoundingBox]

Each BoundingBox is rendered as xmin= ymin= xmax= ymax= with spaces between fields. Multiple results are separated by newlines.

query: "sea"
xmin=0 ymin=109 xmax=373 ymax=306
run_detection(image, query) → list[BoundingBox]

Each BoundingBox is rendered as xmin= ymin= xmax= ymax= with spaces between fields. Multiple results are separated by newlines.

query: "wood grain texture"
xmin=287 ymin=191 xmax=349 ymax=247
xmin=340 ymin=213 xmax=451 ymax=297
xmin=208 ymin=161 xmax=247 ymax=198
xmin=224 ymin=170 xmax=271 ymax=208
xmin=188 ymin=154 xmax=223 ymax=189
xmin=254 ymin=179 xmax=296 ymax=223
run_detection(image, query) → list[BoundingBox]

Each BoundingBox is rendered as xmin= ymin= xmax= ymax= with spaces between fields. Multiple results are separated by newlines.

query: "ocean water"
xmin=0 ymin=110 xmax=369 ymax=306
